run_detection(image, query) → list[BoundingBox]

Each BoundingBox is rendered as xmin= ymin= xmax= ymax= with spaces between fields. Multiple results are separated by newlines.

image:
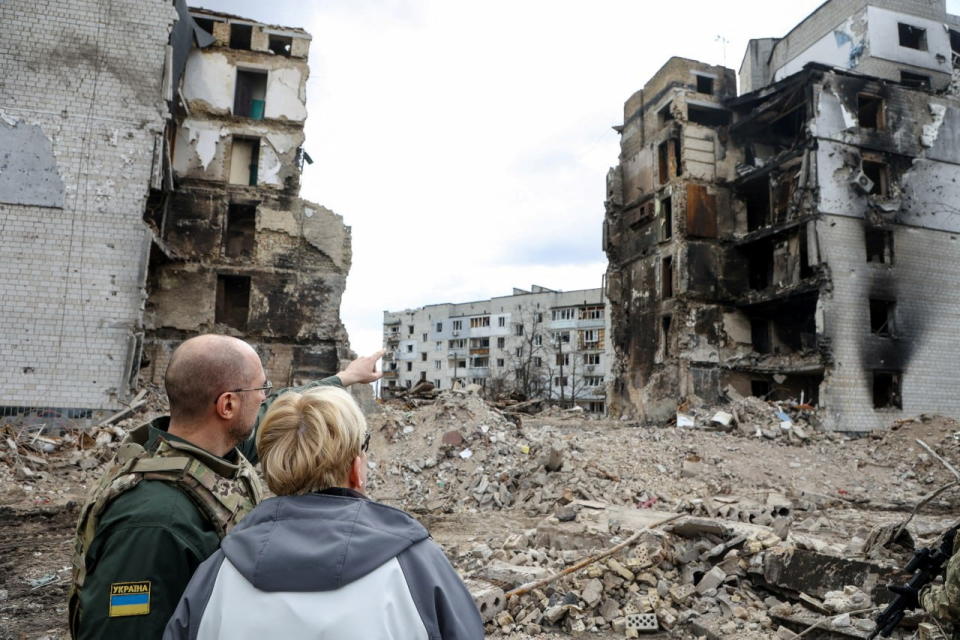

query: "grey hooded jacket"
xmin=162 ymin=488 xmax=484 ymax=640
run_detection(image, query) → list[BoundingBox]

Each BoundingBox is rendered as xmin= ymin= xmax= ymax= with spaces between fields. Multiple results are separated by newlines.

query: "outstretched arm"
xmin=336 ymin=350 xmax=386 ymax=386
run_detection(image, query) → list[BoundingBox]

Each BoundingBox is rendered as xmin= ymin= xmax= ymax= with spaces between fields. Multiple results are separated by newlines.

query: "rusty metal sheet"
xmin=686 ymin=183 xmax=718 ymax=238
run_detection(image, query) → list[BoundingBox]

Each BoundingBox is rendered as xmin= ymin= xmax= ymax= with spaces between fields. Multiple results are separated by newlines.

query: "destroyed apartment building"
xmin=382 ymin=286 xmax=612 ymax=413
xmin=603 ymin=0 xmax=960 ymax=430
xmin=0 ymin=0 xmax=352 ymax=422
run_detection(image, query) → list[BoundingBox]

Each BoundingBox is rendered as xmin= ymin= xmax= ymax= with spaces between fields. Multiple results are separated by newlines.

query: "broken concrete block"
xmin=696 ymin=566 xmax=727 ymax=594
xmin=465 ymin=579 xmax=505 ymax=622
xmin=581 ymin=578 xmax=603 ymax=607
xmin=763 ymin=547 xmax=898 ymax=600
xmin=479 ymin=560 xmax=551 ymax=588
xmin=711 ymin=411 xmax=734 ymax=427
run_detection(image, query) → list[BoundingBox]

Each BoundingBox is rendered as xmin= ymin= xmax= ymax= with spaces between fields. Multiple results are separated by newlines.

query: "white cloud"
xmin=196 ymin=0 xmax=826 ymax=356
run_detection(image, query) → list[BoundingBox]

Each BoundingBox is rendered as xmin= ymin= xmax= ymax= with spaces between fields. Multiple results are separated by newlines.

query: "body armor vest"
xmin=67 ymin=422 xmax=262 ymax=637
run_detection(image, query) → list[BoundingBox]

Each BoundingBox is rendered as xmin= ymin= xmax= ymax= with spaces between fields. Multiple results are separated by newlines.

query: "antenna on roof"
xmin=715 ymin=34 xmax=730 ymax=68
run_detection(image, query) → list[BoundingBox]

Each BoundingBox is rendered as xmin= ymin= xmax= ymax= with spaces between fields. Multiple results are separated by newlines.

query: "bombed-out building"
xmin=141 ymin=8 xmax=352 ymax=387
xmin=604 ymin=0 xmax=960 ymax=430
xmin=0 ymin=1 xmax=352 ymax=421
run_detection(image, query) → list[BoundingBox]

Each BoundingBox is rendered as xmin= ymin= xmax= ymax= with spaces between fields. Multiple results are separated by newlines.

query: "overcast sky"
xmin=196 ymin=0 xmax=828 ymax=357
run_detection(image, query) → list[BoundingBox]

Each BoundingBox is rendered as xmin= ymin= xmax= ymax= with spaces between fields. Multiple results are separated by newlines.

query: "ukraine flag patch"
xmin=108 ymin=581 xmax=151 ymax=617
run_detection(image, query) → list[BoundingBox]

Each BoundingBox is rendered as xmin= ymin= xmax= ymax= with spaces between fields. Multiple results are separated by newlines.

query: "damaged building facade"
xmin=382 ymin=287 xmax=611 ymax=413
xmin=0 ymin=2 xmax=352 ymax=420
xmin=141 ymin=8 xmax=352 ymax=387
xmin=604 ymin=0 xmax=960 ymax=430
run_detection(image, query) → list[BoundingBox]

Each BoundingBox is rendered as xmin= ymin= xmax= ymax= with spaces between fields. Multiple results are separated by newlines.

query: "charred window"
xmin=900 ymin=71 xmax=931 ymax=90
xmin=898 ymin=23 xmax=927 ymax=51
xmin=861 ymin=159 xmax=889 ymax=196
xmin=857 ymin=94 xmax=884 ymax=129
xmin=661 ymin=315 xmax=672 ymax=357
xmin=746 ymin=243 xmax=773 ymax=290
xmin=873 ymin=371 xmax=902 ymax=409
xmin=229 ymin=23 xmax=253 ymax=50
xmin=224 ymin=203 xmax=256 ymax=258
xmin=865 ymin=228 xmax=894 ymax=264
xmin=741 ymin=177 xmax=770 ymax=231
xmin=215 ymin=275 xmax=250 ymax=330
xmin=751 ymin=318 xmax=771 ymax=354
xmin=658 ymin=102 xmax=674 ymax=125
xmin=751 ymin=379 xmax=771 ymax=399
xmin=869 ymin=298 xmax=896 ymax=337
xmin=234 ymin=70 xmax=267 ymax=119
xmin=695 ymin=75 xmax=714 ymax=95
xmin=661 ymin=255 xmax=674 ymax=299
xmin=661 ymin=196 xmax=673 ymax=240
xmin=687 ymin=105 xmax=730 ymax=127
xmin=658 ymin=141 xmax=669 ymax=185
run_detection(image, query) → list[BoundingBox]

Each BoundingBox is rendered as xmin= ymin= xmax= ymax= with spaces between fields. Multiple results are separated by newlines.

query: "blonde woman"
xmin=163 ymin=386 xmax=484 ymax=640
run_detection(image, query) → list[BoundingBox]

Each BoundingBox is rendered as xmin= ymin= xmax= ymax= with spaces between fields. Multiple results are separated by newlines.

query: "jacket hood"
xmin=220 ymin=491 xmax=429 ymax=592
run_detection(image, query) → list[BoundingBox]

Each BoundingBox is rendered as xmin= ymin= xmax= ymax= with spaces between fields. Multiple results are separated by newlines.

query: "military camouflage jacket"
xmin=921 ymin=531 xmax=960 ymax=639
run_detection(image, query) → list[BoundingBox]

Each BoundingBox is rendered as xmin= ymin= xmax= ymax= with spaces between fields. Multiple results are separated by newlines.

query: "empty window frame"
xmin=584 ymin=376 xmax=604 ymax=387
xmin=193 ymin=17 xmax=215 ymax=35
xmin=215 ymin=275 xmax=250 ymax=329
xmin=554 ymin=376 xmax=568 ymax=387
xmin=420 ymin=352 xmax=427 ymax=361
xmin=224 ymin=203 xmax=256 ymax=258
xmin=657 ymin=101 xmax=674 ymax=125
xmin=472 ymin=356 xmax=489 ymax=367
xmin=687 ymin=105 xmax=731 ymax=127
xmin=861 ymin=158 xmax=889 ymax=196
xmin=407 ymin=325 xmax=414 ymax=334
xmin=751 ymin=318 xmax=771 ymax=354
xmin=869 ymin=299 xmax=896 ymax=336
xmin=873 ymin=370 xmax=903 ymax=409
xmin=496 ymin=337 xmax=505 ymax=348
xmin=661 ymin=315 xmax=672 ymax=357
xmin=234 ymin=70 xmax=267 ymax=119
xmin=898 ymin=23 xmax=927 ymax=50
xmin=268 ymin=34 xmax=293 ymax=56
xmin=406 ymin=362 xmax=412 ymax=371
xmin=469 ymin=337 xmax=490 ymax=349
xmin=857 ymin=94 xmax=884 ymax=130
xmin=496 ymin=358 xmax=505 ymax=367
xmin=534 ymin=334 xmax=543 ymax=346
xmin=406 ymin=344 xmax=413 ymax=352
xmin=661 ymin=255 xmax=674 ymax=299
xmin=579 ymin=305 xmax=604 ymax=320
xmin=229 ymin=138 xmax=260 ymax=186
xmin=900 ymin=71 xmax=931 ymax=90
xmin=865 ymin=228 xmax=894 ymax=264
xmin=470 ymin=316 xmax=490 ymax=328
xmin=584 ymin=353 xmax=601 ymax=365
xmin=661 ymin=196 xmax=673 ymax=240
xmin=657 ymin=140 xmax=680 ymax=185
xmin=229 ymin=23 xmax=253 ymax=50
xmin=552 ymin=308 xmax=575 ymax=321
xmin=449 ymin=338 xmax=466 ymax=349
xmin=552 ymin=330 xmax=571 ymax=344
xmin=436 ymin=322 xmax=442 ymax=331
xmin=695 ymin=74 xmax=714 ymax=95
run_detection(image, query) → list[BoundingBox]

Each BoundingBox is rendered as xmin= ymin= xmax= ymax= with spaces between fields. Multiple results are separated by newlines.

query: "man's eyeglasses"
xmin=214 ymin=382 xmax=273 ymax=404
xmin=361 ymin=432 xmax=371 ymax=454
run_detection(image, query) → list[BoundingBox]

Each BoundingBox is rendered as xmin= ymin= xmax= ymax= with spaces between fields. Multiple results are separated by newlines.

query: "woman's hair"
xmin=256 ymin=386 xmax=368 ymax=496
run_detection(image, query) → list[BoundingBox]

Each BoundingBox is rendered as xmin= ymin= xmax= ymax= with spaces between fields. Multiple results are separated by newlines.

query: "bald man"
xmin=68 ymin=335 xmax=382 ymax=640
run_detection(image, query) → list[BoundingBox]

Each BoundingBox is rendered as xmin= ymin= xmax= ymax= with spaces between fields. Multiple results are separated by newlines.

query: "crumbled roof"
xmin=189 ymin=6 xmax=311 ymax=36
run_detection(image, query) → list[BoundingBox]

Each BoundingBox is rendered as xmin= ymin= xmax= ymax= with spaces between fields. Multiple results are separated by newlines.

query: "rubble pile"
xmin=676 ymin=395 xmax=821 ymax=444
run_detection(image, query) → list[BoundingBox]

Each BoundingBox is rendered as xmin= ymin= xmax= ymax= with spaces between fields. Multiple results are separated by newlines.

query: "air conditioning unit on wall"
xmin=850 ymin=169 xmax=874 ymax=195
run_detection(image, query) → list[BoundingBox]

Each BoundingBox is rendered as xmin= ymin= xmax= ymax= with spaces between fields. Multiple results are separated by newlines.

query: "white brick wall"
xmin=817 ymin=215 xmax=960 ymax=431
xmin=0 ymin=0 xmax=175 ymax=410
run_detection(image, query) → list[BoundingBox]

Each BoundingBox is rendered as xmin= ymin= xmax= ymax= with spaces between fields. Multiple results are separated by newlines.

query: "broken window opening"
xmin=865 ymin=228 xmax=894 ymax=264
xmin=193 ymin=17 xmax=215 ymax=36
xmin=661 ymin=196 xmax=673 ymax=240
xmin=898 ymin=23 xmax=927 ymax=51
xmin=234 ymin=70 xmax=267 ymax=119
xmin=661 ymin=255 xmax=674 ymax=299
xmin=741 ymin=177 xmax=771 ymax=232
xmin=673 ymin=138 xmax=682 ymax=177
xmin=750 ymin=379 xmax=771 ymax=399
xmin=215 ymin=274 xmax=250 ymax=330
xmin=746 ymin=244 xmax=773 ymax=291
xmin=661 ymin=315 xmax=672 ymax=357
xmin=658 ymin=102 xmax=674 ymax=126
xmin=861 ymin=159 xmax=889 ymax=196
xmin=229 ymin=138 xmax=260 ymax=186
xmin=799 ymin=231 xmax=814 ymax=279
xmin=406 ymin=362 xmax=412 ymax=372
xmin=687 ymin=105 xmax=731 ymax=127
xmin=224 ymin=203 xmax=256 ymax=258
xmin=900 ymin=71 xmax=931 ymax=90
xmin=873 ymin=370 xmax=902 ymax=409
xmin=229 ymin=23 xmax=253 ymax=50
xmin=751 ymin=318 xmax=771 ymax=354
xmin=869 ymin=299 xmax=896 ymax=337
xmin=772 ymin=175 xmax=794 ymax=222
xmin=951 ymin=29 xmax=960 ymax=63
xmin=658 ymin=141 xmax=669 ymax=185
xmin=268 ymin=34 xmax=293 ymax=57
xmin=695 ymin=75 xmax=714 ymax=95
xmin=770 ymin=105 xmax=807 ymax=141
xmin=857 ymin=94 xmax=885 ymax=130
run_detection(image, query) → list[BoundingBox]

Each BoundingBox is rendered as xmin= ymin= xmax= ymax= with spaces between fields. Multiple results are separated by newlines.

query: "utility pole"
xmin=557 ymin=333 xmax=565 ymax=407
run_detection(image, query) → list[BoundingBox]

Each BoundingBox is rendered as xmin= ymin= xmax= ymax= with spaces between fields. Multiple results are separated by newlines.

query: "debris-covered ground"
xmin=2 ymin=388 xmax=959 ymax=639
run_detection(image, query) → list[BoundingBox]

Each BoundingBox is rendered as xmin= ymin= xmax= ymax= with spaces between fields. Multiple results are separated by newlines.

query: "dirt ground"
xmin=2 ymin=394 xmax=959 ymax=639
